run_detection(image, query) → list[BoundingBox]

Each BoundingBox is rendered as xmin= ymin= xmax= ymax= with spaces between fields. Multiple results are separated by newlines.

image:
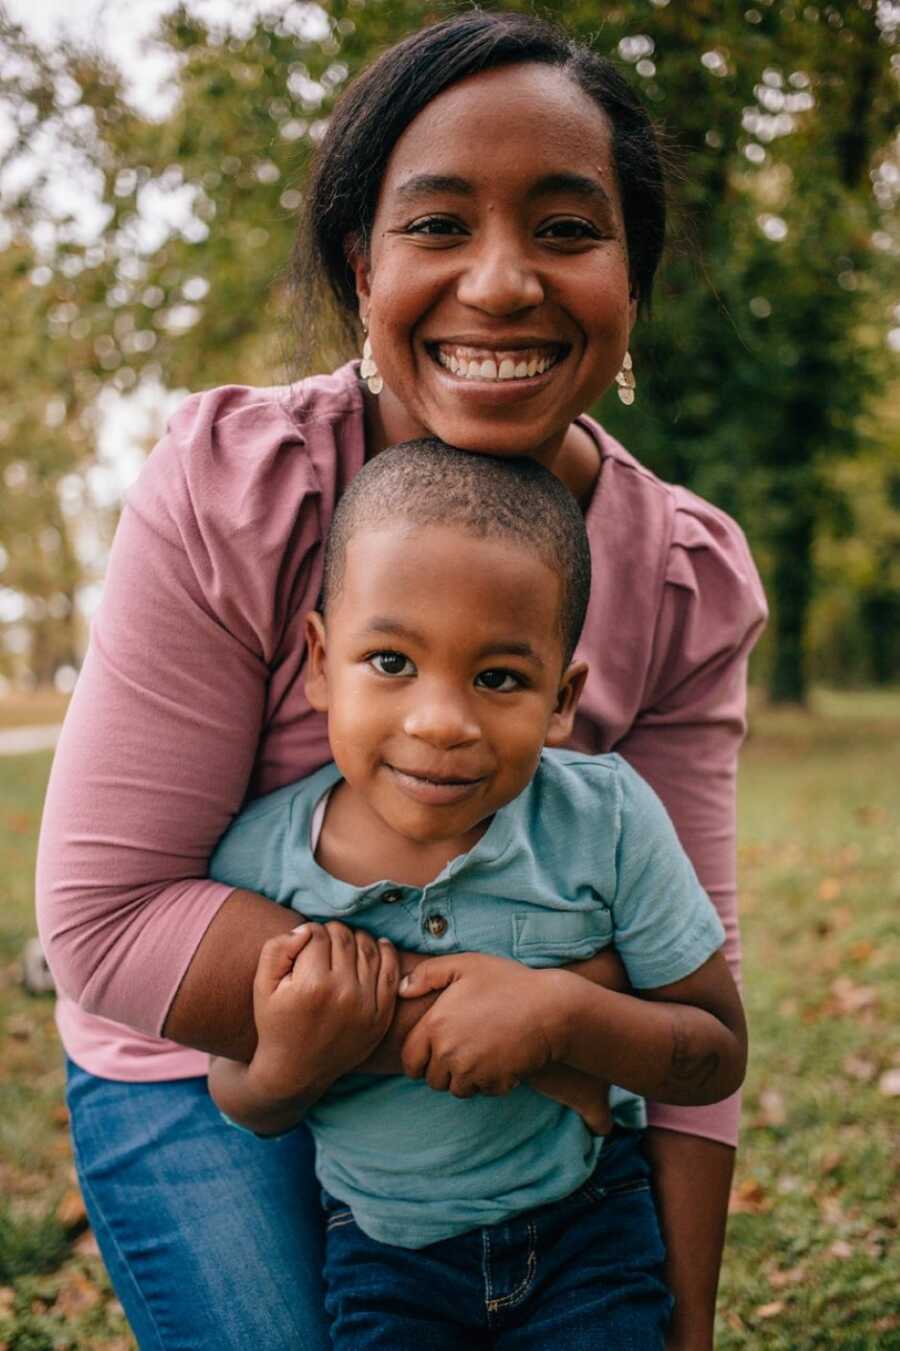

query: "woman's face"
xmin=352 ymin=62 xmax=636 ymax=469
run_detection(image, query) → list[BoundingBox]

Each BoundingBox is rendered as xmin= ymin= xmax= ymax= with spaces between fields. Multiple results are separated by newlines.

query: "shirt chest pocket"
xmin=511 ymin=909 xmax=612 ymax=967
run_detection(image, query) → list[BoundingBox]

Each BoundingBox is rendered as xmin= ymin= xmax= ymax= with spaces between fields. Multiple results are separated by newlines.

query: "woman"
xmin=37 ymin=12 xmax=766 ymax=1350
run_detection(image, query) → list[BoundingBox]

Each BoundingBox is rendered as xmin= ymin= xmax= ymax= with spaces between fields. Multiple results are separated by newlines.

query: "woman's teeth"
xmin=435 ymin=347 xmax=560 ymax=381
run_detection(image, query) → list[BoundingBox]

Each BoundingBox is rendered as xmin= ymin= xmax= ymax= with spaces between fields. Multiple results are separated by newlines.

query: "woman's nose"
xmin=402 ymin=690 xmax=481 ymax=749
xmin=456 ymin=238 xmax=544 ymax=315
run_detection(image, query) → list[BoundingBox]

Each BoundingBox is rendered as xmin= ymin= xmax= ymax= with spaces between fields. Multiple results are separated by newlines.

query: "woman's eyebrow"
xmin=526 ymin=172 xmax=614 ymax=210
xmin=393 ymin=173 xmax=474 ymax=203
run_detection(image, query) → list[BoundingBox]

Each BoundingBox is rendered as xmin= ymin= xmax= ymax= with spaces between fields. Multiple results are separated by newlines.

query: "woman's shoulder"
xmin=127 ymin=364 xmax=365 ymax=546
xmin=584 ymin=416 xmax=766 ymax=622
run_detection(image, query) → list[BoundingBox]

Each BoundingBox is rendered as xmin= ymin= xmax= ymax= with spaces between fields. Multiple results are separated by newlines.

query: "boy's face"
xmin=305 ymin=523 xmax=587 ymax=846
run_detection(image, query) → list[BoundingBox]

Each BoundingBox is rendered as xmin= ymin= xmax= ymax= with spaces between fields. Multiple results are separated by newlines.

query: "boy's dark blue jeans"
xmin=322 ymin=1127 xmax=673 ymax=1350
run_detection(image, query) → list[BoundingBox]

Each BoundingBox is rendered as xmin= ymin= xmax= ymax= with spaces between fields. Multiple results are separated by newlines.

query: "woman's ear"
xmin=304 ymin=611 xmax=330 ymax=714
xmin=345 ymin=232 xmax=371 ymax=313
xmin=544 ymin=660 xmax=589 ymax=747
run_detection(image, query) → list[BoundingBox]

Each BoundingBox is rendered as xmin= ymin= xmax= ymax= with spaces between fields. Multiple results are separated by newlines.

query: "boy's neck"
xmin=314 ymin=778 xmax=492 ymax=889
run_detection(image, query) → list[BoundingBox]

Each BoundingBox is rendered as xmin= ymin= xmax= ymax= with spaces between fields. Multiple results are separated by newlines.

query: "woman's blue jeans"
xmin=65 ymin=1060 xmax=330 ymax=1351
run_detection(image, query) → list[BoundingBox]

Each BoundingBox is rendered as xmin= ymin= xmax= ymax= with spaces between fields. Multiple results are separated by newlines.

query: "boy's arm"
xmin=397 ymin=948 xmax=746 ymax=1106
xmin=208 ymin=923 xmax=399 ymax=1135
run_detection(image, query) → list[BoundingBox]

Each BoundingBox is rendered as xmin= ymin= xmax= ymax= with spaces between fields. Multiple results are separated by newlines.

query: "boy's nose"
xmin=402 ymin=692 xmax=481 ymax=749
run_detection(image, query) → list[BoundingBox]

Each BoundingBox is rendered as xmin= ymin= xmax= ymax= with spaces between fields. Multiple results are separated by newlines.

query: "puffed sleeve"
xmin=35 ymin=387 xmax=323 ymax=1034
xmin=616 ymin=487 xmax=766 ymax=1146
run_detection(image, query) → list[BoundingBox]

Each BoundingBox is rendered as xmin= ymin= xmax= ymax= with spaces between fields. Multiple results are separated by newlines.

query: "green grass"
xmin=0 ymin=696 xmax=897 ymax=1348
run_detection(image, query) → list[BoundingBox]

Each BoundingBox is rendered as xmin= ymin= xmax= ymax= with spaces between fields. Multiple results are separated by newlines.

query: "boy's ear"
xmin=544 ymin=660 xmax=589 ymax=747
xmin=303 ymin=611 xmax=330 ymax=714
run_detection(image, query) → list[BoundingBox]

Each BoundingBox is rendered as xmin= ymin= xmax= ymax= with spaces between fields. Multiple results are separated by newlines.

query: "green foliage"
xmin=0 ymin=1 xmax=897 ymax=694
xmin=0 ymin=1208 xmax=69 ymax=1285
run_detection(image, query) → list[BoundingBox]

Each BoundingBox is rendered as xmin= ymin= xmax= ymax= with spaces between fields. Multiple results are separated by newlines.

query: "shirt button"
xmin=382 ymin=890 xmax=403 ymax=904
xmin=425 ymin=914 xmax=448 ymax=938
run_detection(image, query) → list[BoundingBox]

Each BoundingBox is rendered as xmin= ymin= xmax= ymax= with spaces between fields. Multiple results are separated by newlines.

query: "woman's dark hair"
xmin=291 ymin=9 xmax=666 ymax=367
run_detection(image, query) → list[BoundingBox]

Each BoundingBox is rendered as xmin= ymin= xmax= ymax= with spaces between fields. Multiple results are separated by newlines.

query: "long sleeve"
xmin=35 ymin=385 xmax=329 ymax=1038
xmin=615 ymin=490 xmax=766 ymax=1145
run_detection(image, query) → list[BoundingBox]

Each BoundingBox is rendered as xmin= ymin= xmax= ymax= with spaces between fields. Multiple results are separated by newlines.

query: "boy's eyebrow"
xmin=473 ymin=641 xmax=545 ymax=669
xmin=358 ymin=621 xmax=546 ymax=669
xmin=359 ymin=617 xmax=427 ymax=644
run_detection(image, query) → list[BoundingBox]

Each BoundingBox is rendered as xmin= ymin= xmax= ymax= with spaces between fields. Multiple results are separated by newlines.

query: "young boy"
xmin=208 ymin=440 xmax=747 ymax=1349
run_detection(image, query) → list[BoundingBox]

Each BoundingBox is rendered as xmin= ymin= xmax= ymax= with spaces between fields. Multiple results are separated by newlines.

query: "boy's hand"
xmin=398 ymin=953 xmax=566 ymax=1097
xmin=250 ymin=922 xmax=399 ymax=1104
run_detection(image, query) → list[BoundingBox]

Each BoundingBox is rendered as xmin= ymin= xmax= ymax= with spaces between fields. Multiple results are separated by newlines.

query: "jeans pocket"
xmin=583 ymin=1175 xmax=652 ymax=1204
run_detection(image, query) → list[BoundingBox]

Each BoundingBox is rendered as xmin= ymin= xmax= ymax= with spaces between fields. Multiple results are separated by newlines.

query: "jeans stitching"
xmin=68 ymin=1102 xmax=168 ymax=1351
xmin=583 ymin=1176 xmax=651 ymax=1204
xmin=484 ymin=1221 xmax=538 ymax=1319
xmin=325 ymin=1213 xmax=355 ymax=1231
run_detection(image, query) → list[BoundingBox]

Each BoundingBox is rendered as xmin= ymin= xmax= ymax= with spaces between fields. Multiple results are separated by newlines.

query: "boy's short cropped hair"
xmin=323 ymin=438 xmax=592 ymax=664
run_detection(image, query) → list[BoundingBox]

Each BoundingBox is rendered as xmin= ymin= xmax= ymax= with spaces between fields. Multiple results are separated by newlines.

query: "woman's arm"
xmin=36 ymin=389 xmax=328 ymax=1041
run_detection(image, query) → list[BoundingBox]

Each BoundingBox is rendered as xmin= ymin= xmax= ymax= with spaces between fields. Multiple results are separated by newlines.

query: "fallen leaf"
xmin=56 ymin=1188 xmax=88 ymax=1234
xmin=51 ymin=1103 xmax=69 ymax=1127
xmin=829 ymin=1239 xmax=853 ymax=1259
xmin=4 ymin=1015 xmax=33 ymax=1041
xmin=752 ymin=1087 xmax=786 ymax=1127
xmin=842 ymin=1054 xmax=877 ymax=1082
xmin=0 ymin=1288 xmax=13 ymax=1315
xmin=848 ymin=939 xmax=874 ymax=963
xmin=769 ymin=1263 xmax=806 ymax=1289
xmin=820 ymin=1151 xmax=843 ymax=1175
xmin=817 ymin=877 xmax=842 ymax=902
xmin=729 ymin=1178 xmax=771 ymax=1214
xmin=878 ymin=1068 xmax=900 ymax=1097
xmin=73 ymin=1230 xmax=100 ymax=1258
xmin=855 ymin=804 xmax=887 ymax=826
xmin=755 ymin=1301 xmax=785 ymax=1319
xmin=828 ymin=977 xmax=879 ymax=1014
xmin=54 ymin=1271 xmax=101 ymax=1318
xmin=723 ymin=1311 xmax=746 ymax=1332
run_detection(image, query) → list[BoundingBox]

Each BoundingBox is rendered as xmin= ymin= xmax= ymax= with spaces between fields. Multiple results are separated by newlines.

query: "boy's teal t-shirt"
xmin=210 ymin=749 xmax=725 ymax=1249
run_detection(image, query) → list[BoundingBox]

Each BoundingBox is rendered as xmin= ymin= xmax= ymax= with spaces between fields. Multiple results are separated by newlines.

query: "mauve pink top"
xmin=36 ymin=363 xmax=766 ymax=1147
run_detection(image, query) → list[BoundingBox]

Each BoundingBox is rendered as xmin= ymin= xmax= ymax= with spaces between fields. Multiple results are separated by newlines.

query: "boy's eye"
xmin=476 ymin=669 xmax=523 ymax=693
xmin=369 ymin=651 xmax=416 ymax=677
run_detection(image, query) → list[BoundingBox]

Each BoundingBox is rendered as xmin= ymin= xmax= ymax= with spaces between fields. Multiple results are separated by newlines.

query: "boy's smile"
xmin=304 ymin=523 xmax=586 ymax=872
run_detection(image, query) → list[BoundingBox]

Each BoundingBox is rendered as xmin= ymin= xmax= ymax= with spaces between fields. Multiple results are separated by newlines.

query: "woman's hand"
xmin=398 ymin=953 xmax=568 ymax=1096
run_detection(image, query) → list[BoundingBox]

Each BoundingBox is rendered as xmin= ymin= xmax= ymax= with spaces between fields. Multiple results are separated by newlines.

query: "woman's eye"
xmin=369 ymin=651 xmax=415 ymax=677
xmin=405 ymin=216 xmax=466 ymax=237
xmin=476 ymin=669 xmax=523 ymax=693
xmin=539 ymin=218 xmax=603 ymax=242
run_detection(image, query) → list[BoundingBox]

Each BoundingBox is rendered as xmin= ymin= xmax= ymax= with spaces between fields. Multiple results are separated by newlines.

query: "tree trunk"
xmin=768 ymin=500 xmax=815 ymax=706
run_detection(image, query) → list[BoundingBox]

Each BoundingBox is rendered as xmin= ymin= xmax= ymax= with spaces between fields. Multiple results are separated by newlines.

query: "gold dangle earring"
xmin=360 ymin=316 xmax=383 ymax=396
xmin=615 ymin=352 xmax=636 ymax=405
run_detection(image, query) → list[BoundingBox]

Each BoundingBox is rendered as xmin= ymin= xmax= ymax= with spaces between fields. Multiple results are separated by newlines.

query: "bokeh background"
xmin=0 ymin=3 xmax=897 ymax=1348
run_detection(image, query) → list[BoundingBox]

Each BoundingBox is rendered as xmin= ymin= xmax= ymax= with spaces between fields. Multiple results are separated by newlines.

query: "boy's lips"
xmin=387 ymin=764 xmax=486 ymax=807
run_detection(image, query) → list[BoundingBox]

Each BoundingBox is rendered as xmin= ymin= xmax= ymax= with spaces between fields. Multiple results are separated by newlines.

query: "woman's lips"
xmin=387 ymin=765 xmax=485 ymax=806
